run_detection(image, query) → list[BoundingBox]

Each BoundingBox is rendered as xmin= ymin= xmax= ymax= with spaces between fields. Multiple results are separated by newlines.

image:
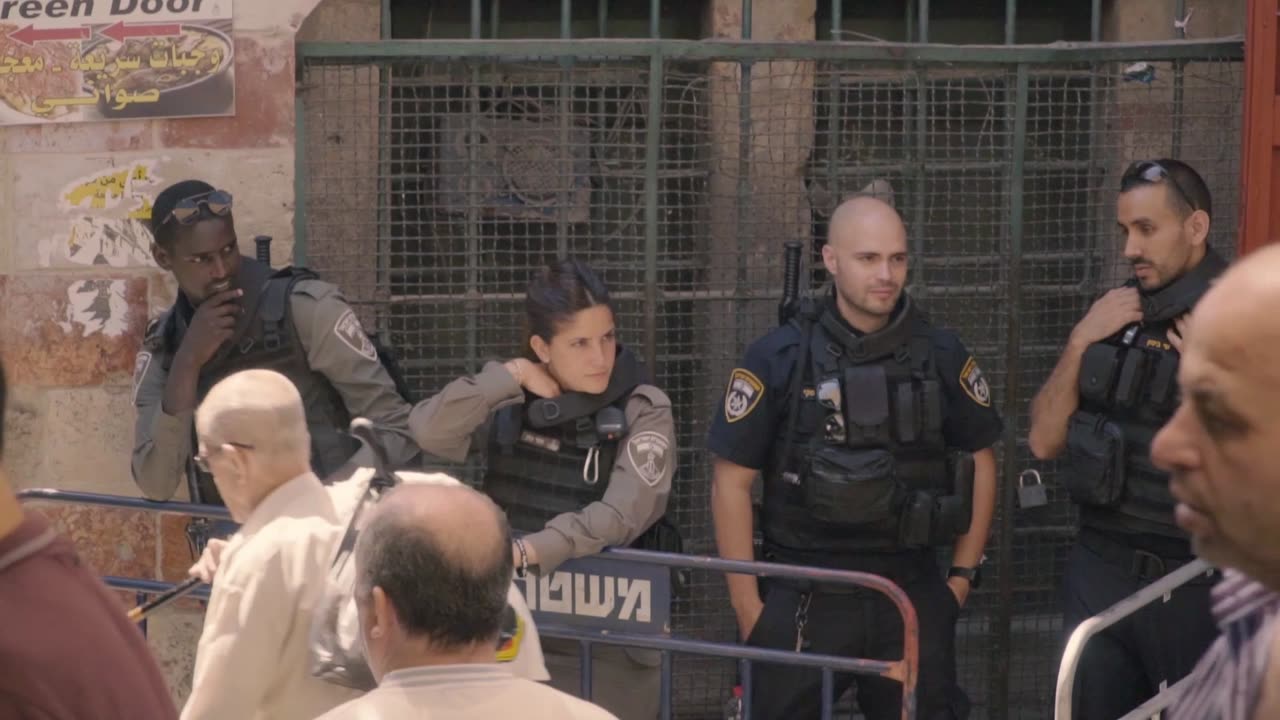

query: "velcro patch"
xmin=724 ymin=368 xmax=764 ymax=423
xmin=626 ymin=430 xmax=671 ymax=487
xmin=333 ymin=309 xmax=378 ymax=362
xmin=960 ymin=356 xmax=991 ymax=408
xmin=131 ymin=351 xmax=152 ymax=405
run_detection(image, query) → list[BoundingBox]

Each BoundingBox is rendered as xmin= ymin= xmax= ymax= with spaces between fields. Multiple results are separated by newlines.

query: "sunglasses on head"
xmin=1121 ymin=161 xmax=1197 ymax=213
xmin=162 ymin=189 xmax=234 ymax=227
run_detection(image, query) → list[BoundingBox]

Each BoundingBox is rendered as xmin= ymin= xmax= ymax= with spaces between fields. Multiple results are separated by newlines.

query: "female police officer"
xmin=408 ymin=258 xmax=675 ymax=720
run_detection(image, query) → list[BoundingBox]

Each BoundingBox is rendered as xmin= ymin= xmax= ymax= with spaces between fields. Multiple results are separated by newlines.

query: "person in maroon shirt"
xmin=0 ymin=358 xmax=178 ymax=720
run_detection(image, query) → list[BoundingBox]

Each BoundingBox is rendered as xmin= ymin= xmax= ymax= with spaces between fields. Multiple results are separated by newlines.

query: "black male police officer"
xmin=709 ymin=196 xmax=1001 ymax=720
xmin=131 ymin=180 xmax=420 ymax=516
xmin=1028 ymin=159 xmax=1225 ymax=718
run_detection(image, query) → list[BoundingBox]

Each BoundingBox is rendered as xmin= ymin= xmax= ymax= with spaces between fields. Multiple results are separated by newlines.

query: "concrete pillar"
xmin=704 ymin=0 xmax=817 ymax=414
xmin=296 ymin=0 xmax=384 ymax=326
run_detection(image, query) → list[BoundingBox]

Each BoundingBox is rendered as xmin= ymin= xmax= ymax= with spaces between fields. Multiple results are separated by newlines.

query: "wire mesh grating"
xmin=299 ymin=44 xmax=1243 ymax=719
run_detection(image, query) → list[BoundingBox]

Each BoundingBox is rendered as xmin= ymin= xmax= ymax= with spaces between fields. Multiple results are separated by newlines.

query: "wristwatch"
xmin=948 ymin=564 xmax=983 ymax=590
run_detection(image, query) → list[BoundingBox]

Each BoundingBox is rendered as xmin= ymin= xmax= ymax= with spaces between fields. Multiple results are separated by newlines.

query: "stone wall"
xmin=0 ymin=0 xmax=378 ymax=706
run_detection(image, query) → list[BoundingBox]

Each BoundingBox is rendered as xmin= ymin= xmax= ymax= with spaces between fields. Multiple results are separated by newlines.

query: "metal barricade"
xmin=1054 ymin=558 xmax=1216 ymax=720
xmin=17 ymin=488 xmax=230 ymax=636
xmin=18 ymin=488 xmax=921 ymax=719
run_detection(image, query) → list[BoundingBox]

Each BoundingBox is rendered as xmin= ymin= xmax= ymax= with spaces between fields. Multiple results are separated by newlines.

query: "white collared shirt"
xmin=316 ymin=664 xmax=617 ymax=720
xmin=182 ymin=472 xmax=361 ymax=720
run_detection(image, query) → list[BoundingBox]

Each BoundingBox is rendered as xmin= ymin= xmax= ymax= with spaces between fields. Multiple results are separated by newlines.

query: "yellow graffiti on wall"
xmin=128 ymin=197 xmax=154 ymax=221
xmin=63 ymin=163 xmax=155 ymax=211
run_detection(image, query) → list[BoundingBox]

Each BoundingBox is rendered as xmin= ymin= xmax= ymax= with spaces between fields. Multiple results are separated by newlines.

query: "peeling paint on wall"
xmin=57 ymin=279 xmax=131 ymax=338
xmin=38 ymin=159 xmax=165 ymax=268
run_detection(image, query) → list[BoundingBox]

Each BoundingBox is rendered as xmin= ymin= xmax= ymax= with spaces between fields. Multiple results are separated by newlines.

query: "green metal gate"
xmin=294 ymin=24 xmax=1242 ymax=719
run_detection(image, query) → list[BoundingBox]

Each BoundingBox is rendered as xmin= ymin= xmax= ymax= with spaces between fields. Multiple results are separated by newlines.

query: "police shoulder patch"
xmin=333 ymin=309 xmax=378 ymax=362
xmin=724 ymin=368 xmax=764 ymax=423
xmin=959 ymin=356 xmax=991 ymax=408
xmin=131 ymin=351 xmax=152 ymax=405
xmin=626 ymin=430 xmax=671 ymax=487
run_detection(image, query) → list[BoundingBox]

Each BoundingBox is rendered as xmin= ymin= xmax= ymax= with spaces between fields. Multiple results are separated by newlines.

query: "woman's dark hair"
xmin=523 ymin=258 xmax=613 ymax=357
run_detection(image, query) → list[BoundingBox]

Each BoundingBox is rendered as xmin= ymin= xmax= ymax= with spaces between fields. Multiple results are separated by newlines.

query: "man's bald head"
xmin=1152 ymin=244 xmax=1280 ymax=586
xmin=196 ymin=369 xmax=310 ymax=462
xmin=828 ymin=196 xmax=907 ymax=251
xmin=354 ymin=483 xmax=512 ymax=647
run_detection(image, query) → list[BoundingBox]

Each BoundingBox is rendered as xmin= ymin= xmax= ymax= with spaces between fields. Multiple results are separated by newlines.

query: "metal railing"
xmin=17 ymin=489 xmax=921 ymax=719
xmin=1053 ymin=557 xmax=1216 ymax=720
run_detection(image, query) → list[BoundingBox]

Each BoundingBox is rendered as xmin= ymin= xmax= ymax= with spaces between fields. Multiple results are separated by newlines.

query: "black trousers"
xmin=745 ymin=552 xmax=968 ymax=720
xmin=1061 ymin=536 xmax=1219 ymax=720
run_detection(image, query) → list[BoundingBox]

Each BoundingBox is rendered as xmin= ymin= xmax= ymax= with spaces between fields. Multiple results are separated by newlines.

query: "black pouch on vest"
xmin=898 ymin=491 xmax=935 ymax=548
xmin=944 ymin=450 xmax=976 ymax=537
xmin=1148 ymin=351 xmax=1179 ymax=410
xmin=843 ymin=365 xmax=891 ymax=447
xmin=1114 ymin=348 xmax=1150 ymax=409
xmin=920 ymin=379 xmax=944 ymax=440
xmin=1079 ymin=344 xmax=1122 ymax=406
xmin=1064 ymin=411 xmax=1127 ymax=506
xmin=804 ymin=446 xmax=901 ymax=525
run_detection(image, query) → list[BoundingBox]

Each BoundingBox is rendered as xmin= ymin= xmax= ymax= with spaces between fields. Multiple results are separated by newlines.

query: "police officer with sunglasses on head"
xmin=131 ymin=180 xmax=420 ymax=526
xmin=1028 ymin=159 xmax=1226 ymax=718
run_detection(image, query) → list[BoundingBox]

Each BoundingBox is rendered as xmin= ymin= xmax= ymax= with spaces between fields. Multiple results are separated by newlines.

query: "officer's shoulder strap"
xmin=490 ymin=402 xmax=523 ymax=454
xmin=775 ymin=314 xmax=817 ymax=473
xmin=261 ymin=266 xmax=318 ymax=351
xmin=900 ymin=302 xmax=936 ymax=377
xmin=143 ymin=308 xmax=173 ymax=350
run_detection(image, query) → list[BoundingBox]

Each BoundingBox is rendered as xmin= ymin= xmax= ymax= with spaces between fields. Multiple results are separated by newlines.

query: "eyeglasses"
xmin=1121 ymin=161 xmax=1197 ymax=213
xmin=194 ymin=441 xmax=255 ymax=473
xmin=162 ymin=189 xmax=234 ymax=227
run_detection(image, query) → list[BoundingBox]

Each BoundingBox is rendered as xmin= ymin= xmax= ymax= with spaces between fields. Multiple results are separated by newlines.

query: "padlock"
xmin=1017 ymin=469 xmax=1049 ymax=509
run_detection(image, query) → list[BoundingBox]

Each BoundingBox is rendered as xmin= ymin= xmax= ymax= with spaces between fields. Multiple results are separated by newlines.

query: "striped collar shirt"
xmin=1169 ymin=569 xmax=1280 ymax=720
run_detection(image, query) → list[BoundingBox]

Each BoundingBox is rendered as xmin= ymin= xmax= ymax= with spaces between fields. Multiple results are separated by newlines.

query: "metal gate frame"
xmin=17 ymin=489 xmax=921 ymax=720
xmin=1054 ymin=558 xmax=1216 ymax=720
xmin=293 ymin=33 xmax=1244 ymax=718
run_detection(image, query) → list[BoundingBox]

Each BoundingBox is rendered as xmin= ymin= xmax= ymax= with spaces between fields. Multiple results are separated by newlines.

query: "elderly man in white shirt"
xmin=317 ymin=481 xmax=617 ymax=720
xmin=181 ymin=369 xmax=361 ymax=720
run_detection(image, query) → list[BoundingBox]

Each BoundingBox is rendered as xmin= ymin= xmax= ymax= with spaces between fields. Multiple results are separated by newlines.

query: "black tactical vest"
xmin=483 ymin=348 xmax=644 ymax=534
xmin=146 ymin=258 xmax=359 ymax=505
xmin=1066 ymin=249 xmax=1227 ymax=538
xmin=764 ymin=296 xmax=974 ymax=558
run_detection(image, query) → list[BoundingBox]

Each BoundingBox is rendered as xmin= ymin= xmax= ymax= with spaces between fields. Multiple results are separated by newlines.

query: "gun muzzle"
xmin=254 ymin=235 xmax=272 ymax=265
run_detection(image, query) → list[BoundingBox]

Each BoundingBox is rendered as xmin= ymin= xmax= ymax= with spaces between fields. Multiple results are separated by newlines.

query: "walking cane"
xmin=126 ymin=576 xmax=205 ymax=624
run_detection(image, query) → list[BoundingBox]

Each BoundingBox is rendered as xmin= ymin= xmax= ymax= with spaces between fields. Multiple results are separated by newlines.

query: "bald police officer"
xmin=710 ymin=197 xmax=1001 ymax=720
xmin=132 ymin=179 xmax=420 ymax=510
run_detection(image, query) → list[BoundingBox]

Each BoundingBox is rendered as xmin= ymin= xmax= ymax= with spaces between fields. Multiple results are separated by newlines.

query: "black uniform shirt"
xmin=708 ymin=300 xmax=1005 ymax=470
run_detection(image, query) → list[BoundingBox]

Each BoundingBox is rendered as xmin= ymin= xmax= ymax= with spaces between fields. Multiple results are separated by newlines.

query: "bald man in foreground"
xmin=318 ymin=482 xmax=614 ymax=720
xmin=708 ymin=196 xmax=1002 ymax=719
xmin=1149 ymin=244 xmax=1280 ymax=720
xmin=182 ymin=369 xmax=360 ymax=720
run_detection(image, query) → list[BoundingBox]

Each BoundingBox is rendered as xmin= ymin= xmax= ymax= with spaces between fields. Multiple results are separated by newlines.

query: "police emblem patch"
xmin=960 ymin=356 xmax=991 ymax=408
xmin=333 ymin=309 xmax=378 ymax=362
xmin=626 ymin=430 xmax=670 ymax=487
xmin=131 ymin=351 xmax=152 ymax=405
xmin=724 ymin=368 xmax=764 ymax=423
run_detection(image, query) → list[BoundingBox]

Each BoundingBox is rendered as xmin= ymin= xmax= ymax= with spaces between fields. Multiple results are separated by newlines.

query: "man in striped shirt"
xmin=1151 ymin=244 xmax=1280 ymax=720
